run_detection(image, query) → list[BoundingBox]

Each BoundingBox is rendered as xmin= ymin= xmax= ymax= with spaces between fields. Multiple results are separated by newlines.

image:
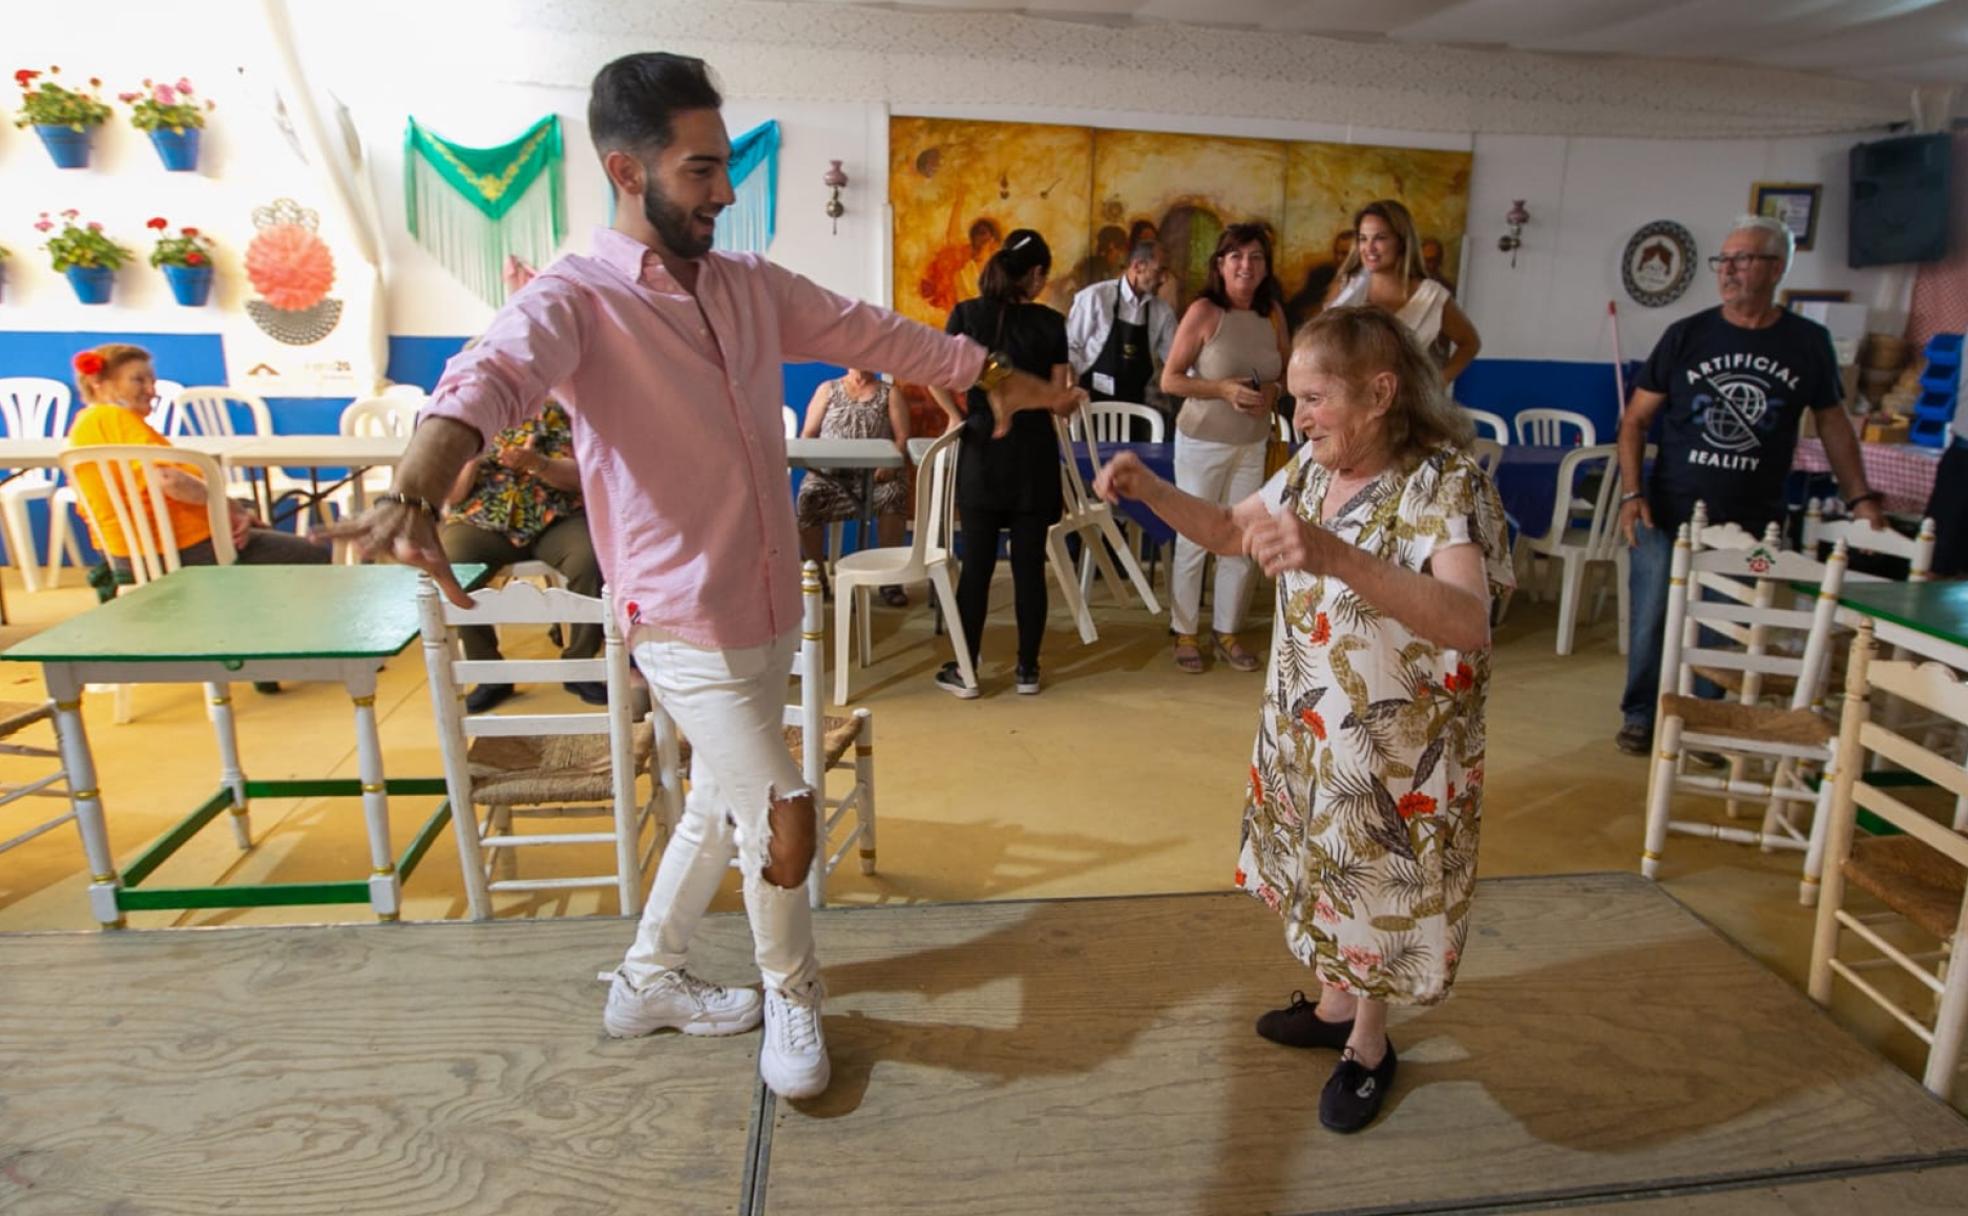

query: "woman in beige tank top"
xmin=1160 ymin=223 xmax=1291 ymax=674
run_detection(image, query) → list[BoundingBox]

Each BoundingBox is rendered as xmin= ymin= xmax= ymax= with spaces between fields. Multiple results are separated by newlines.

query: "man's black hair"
xmin=588 ymin=52 xmax=723 ymax=156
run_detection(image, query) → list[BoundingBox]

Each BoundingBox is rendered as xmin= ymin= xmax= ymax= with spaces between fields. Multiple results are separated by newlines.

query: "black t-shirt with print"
xmin=1638 ymin=305 xmax=1841 ymax=534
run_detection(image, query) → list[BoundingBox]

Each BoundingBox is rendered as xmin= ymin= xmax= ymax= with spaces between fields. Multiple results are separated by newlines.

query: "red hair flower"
xmin=146 ymin=217 xmax=168 ymax=230
xmin=72 ymin=351 xmax=105 ymax=376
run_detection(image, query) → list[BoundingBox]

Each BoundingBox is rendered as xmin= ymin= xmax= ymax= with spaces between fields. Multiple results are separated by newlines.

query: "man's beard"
xmin=643 ymin=172 xmax=715 ymax=259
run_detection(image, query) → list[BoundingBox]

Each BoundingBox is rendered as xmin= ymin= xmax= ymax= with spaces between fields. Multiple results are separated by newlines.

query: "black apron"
xmin=1081 ymin=282 xmax=1154 ymax=404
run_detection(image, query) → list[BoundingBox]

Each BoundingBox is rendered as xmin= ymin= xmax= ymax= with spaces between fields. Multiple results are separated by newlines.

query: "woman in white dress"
xmin=1324 ymin=199 xmax=1482 ymax=385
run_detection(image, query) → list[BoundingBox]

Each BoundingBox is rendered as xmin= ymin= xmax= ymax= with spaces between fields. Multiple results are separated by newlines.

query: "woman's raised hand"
xmin=1242 ymin=508 xmax=1346 ymax=578
xmin=1093 ymin=451 xmax=1154 ymax=505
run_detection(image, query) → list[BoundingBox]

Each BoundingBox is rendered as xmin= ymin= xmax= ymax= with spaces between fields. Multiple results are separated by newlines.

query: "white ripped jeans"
xmin=1170 ymin=432 xmax=1267 ymax=637
xmin=620 ymin=628 xmax=818 ymax=993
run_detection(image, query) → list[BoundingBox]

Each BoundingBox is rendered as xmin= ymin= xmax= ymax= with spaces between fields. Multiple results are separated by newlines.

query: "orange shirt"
xmin=65 ymin=404 xmax=214 ymax=558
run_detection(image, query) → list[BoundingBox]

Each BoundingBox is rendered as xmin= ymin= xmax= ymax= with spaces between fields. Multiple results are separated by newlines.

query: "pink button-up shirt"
xmin=423 ymin=227 xmax=986 ymax=650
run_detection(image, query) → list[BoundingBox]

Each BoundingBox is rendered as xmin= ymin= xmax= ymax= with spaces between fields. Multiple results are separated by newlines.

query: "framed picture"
xmin=1751 ymin=181 xmax=1822 ymax=252
xmin=1781 ymin=288 xmax=1852 ymax=306
xmin=1621 ymin=220 xmax=1697 ymax=308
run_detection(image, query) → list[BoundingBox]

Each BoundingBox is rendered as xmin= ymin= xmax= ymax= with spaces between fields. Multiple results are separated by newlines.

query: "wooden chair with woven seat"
xmin=420 ymin=578 xmax=662 ymax=920
xmin=1639 ymin=524 xmax=1853 ymax=890
xmin=648 ymin=562 xmax=875 ymax=908
xmin=0 ymin=699 xmax=79 ymax=861
xmin=1810 ymin=619 xmax=1968 ymax=1099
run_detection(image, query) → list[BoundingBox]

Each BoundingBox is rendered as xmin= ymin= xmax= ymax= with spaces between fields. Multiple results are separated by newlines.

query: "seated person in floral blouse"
xmin=438 ymin=400 xmax=604 ymax=712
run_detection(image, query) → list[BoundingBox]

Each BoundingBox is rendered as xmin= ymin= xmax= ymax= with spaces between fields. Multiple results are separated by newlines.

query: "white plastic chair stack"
xmin=1809 ymin=619 xmax=1968 ymax=1099
xmin=420 ymin=580 xmax=660 ymax=920
xmin=1461 ymin=407 xmax=1509 ymax=445
xmin=644 ymin=562 xmax=875 ymax=908
xmin=832 ymin=426 xmax=970 ymax=704
xmin=1512 ymin=444 xmax=1627 ymax=656
xmin=58 ymin=445 xmax=238 ymax=725
xmin=1639 ymin=524 xmax=1852 ymax=892
xmin=1048 ymin=402 xmax=1163 ymax=645
xmin=1070 ymin=402 xmax=1164 ymax=445
xmin=169 ymin=386 xmax=324 ymax=533
xmin=0 ymin=377 xmax=75 ymax=593
xmin=1514 ymin=408 xmax=1596 ymax=447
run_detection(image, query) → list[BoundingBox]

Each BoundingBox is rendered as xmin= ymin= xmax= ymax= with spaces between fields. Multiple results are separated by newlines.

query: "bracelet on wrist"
xmin=378 ymin=491 xmax=440 ymax=519
xmin=1619 ymin=491 xmax=1646 ymax=506
xmin=1844 ymin=490 xmax=1883 ymax=512
xmin=973 ymin=350 xmax=1014 ymax=393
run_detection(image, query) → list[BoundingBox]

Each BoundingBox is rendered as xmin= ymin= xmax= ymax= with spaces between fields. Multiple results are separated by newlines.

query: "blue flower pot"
xmin=34 ymin=124 xmax=94 ymax=169
xmin=65 ymin=265 xmax=115 ymax=305
xmin=148 ymin=127 xmax=201 ymax=172
xmin=162 ymin=262 xmax=213 ymax=306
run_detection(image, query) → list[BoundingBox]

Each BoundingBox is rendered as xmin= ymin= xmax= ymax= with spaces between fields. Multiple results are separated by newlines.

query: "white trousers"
xmin=620 ymin=628 xmax=818 ymax=993
xmin=1170 ymin=432 xmax=1267 ymax=636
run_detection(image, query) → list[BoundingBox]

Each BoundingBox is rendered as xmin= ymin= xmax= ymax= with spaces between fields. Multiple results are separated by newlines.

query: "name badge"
xmin=1091 ymin=372 xmax=1115 ymax=395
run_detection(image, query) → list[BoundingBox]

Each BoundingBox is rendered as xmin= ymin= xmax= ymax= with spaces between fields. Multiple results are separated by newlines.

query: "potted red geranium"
xmin=121 ymin=77 xmax=213 ymax=171
xmin=13 ymin=67 xmax=111 ymax=168
xmin=147 ymin=217 xmax=215 ymax=306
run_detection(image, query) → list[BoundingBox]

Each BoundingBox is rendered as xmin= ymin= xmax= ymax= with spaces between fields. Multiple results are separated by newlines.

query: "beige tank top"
xmin=1176 ymin=307 xmax=1282 ymax=445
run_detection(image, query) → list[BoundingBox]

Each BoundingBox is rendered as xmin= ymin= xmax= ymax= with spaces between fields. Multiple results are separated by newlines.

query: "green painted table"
xmin=2 ymin=564 xmax=485 ymax=927
xmin=1822 ymin=579 xmax=1968 ymax=670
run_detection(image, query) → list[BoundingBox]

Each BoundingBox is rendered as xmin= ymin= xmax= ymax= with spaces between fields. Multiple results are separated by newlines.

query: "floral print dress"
xmin=1236 ymin=445 xmax=1514 ymax=1006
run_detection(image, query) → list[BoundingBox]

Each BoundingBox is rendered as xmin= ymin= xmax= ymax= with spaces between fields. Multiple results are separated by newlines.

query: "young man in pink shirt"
xmin=332 ymin=53 xmax=1078 ymax=1100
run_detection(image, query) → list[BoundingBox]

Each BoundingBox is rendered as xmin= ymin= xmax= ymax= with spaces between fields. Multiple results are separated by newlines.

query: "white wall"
xmin=1 ymin=0 xmax=1919 ymax=374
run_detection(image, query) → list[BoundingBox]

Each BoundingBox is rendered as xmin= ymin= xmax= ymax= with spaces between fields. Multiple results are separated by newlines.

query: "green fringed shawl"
xmin=405 ymin=114 xmax=565 ymax=306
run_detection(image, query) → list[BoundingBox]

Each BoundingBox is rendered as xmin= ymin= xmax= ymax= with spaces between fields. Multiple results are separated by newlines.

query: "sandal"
xmin=1173 ymin=634 xmax=1205 ymax=674
xmin=879 ymin=584 xmax=909 ymax=608
xmin=1215 ymin=633 xmax=1259 ymax=672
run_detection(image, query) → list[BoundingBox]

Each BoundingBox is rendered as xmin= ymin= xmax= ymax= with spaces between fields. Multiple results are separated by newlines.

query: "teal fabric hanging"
xmin=405 ymin=115 xmax=566 ymax=306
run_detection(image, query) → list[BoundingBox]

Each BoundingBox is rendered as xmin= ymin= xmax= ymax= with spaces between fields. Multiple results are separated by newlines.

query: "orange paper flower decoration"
xmin=245 ymin=223 xmax=334 ymax=310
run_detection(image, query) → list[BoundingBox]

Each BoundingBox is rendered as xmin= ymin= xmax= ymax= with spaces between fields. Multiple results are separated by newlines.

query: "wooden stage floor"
xmin=4 ymin=873 xmax=1966 ymax=1215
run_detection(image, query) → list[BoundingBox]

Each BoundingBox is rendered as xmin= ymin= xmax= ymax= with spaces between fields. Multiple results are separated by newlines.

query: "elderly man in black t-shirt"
xmin=1611 ymin=214 xmax=1884 ymax=755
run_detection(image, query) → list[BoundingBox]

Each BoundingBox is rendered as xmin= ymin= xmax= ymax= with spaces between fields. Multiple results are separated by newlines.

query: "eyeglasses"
xmin=1707 ymin=253 xmax=1781 ymax=270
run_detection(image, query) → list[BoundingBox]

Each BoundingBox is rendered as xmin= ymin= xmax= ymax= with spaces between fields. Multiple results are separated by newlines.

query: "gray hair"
xmin=1125 ymin=240 xmax=1161 ymax=267
xmin=1728 ymin=214 xmax=1795 ymax=264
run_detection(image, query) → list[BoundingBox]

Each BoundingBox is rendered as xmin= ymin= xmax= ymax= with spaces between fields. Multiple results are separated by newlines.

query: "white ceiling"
xmin=791 ymin=0 xmax=1968 ymax=86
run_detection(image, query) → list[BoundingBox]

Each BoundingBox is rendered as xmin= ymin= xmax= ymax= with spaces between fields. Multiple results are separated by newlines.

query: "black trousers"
xmin=954 ymin=503 xmax=1051 ymax=671
xmin=1927 ymin=440 xmax=1968 ymax=578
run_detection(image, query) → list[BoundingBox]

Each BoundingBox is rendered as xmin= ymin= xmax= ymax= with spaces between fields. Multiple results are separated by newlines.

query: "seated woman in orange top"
xmin=65 ymin=344 xmax=328 ymax=574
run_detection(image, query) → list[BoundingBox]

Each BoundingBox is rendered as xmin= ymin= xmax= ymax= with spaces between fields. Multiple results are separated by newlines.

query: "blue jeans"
xmin=1620 ymin=522 xmax=1673 ymax=730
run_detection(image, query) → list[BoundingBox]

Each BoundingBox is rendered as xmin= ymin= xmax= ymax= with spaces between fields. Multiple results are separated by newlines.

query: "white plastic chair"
xmin=1639 ymin=526 xmax=1852 ymax=890
xmin=646 ymin=562 xmax=875 ymax=908
xmin=832 ymin=426 xmax=970 ymax=704
xmin=43 ymin=388 xmax=177 ymax=589
xmin=323 ymin=397 xmax=422 ymax=557
xmin=1514 ymin=408 xmax=1596 ymax=447
xmin=169 ymin=386 xmax=324 ymax=532
xmin=1050 ymin=403 xmax=1163 ymax=643
xmin=58 ymin=445 xmax=236 ymax=723
xmin=1513 ymin=445 xmax=1627 ymax=656
xmin=381 ymin=383 xmax=427 ymax=403
xmin=1462 ymin=407 xmax=1509 ymax=445
xmin=783 ymin=404 xmax=798 ymax=439
xmin=1470 ymin=437 xmax=1503 ymax=480
xmin=419 ymin=579 xmax=661 ymax=920
xmin=143 ymin=379 xmax=186 ymax=440
xmin=1070 ymin=401 xmax=1164 ymax=444
xmin=0 ymin=378 xmax=75 ymax=593
xmin=1810 ymin=619 xmax=1968 ymax=1099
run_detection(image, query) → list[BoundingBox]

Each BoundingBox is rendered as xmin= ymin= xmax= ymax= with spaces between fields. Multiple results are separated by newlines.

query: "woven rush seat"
xmin=1844 ymin=834 xmax=1968 ymax=939
xmin=675 ymin=715 xmax=864 ymax=774
xmin=0 ymin=700 xmax=53 ymax=737
xmin=467 ymin=723 xmax=653 ymax=807
xmin=1659 ymin=694 xmax=1836 ymax=748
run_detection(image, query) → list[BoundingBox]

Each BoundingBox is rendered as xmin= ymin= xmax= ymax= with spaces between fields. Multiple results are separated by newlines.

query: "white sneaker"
xmin=759 ymin=977 xmax=831 ymax=1100
xmin=602 ymin=967 xmax=763 ymax=1038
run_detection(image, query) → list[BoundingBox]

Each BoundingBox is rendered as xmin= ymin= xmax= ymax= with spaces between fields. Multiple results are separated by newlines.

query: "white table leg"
xmin=349 ymin=672 xmax=400 ymax=921
xmin=45 ymin=665 xmax=122 ymax=928
xmin=205 ymin=682 xmax=252 ymax=848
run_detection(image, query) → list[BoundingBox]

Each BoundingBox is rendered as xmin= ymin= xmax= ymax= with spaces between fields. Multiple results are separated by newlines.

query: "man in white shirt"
xmin=1066 ymin=241 xmax=1177 ymax=417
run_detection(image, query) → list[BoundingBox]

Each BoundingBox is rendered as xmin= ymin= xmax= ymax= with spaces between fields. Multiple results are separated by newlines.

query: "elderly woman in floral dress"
xmin=1096 ymin=306 xmax=1511 ymax=1133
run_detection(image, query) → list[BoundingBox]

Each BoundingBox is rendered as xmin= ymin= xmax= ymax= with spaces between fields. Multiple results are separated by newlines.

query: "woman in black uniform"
xmin=930 ymin=229 xmax=1072 ymax=698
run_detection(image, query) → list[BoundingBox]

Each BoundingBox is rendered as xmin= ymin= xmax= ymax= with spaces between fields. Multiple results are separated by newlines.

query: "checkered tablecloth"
xmin=1791 ymin=438 xmax=1941 ymax=515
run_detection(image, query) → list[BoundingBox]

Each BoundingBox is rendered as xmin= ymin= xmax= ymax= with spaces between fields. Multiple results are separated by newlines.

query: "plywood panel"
xmin=761 ymin=875 xmax=1968 ymax=1216
xmin=0 ymin=917 xmax=762 ymax=1215
xmin=1556 ymin=1162 xmax=1968 ymax=1214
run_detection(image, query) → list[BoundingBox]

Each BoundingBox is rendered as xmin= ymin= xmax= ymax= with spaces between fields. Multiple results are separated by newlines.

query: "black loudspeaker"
xmin=1849 ymin=133 xmax=1951 ymax=267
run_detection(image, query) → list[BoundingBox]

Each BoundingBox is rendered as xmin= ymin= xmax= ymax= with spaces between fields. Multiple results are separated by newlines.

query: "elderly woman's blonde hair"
xmin=1293 ymin=306 xmax=1472 ymax=469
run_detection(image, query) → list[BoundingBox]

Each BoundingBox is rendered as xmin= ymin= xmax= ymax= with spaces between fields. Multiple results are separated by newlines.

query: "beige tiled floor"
xmin=0 ymin=562 xmax=1952 ymax=1107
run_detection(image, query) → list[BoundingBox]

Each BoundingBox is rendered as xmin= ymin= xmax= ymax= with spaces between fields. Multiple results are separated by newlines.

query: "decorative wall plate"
xmin=1621 ymin=220 xmax=1697 ymax=308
